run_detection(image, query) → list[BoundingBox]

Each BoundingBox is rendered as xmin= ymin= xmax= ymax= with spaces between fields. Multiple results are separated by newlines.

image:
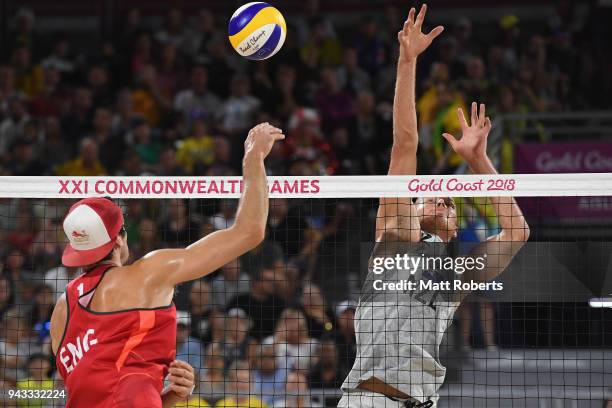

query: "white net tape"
xmin=1 ymin=173 xmax=611 ymax=198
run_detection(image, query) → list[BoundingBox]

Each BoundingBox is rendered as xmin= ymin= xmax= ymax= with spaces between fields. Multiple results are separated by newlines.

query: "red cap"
xmin=62 ymin=197 xmax=124 ymax=267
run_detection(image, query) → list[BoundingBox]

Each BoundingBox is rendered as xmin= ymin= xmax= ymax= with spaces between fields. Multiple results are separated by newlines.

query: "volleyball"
xmin=228 ymin=2 xmax=287 ymax=60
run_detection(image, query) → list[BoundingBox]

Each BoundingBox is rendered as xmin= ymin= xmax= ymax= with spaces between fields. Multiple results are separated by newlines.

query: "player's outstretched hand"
xmin=398 ymin=4 xmax=444 ymax=63
xmin=442 ymin=102 xmax=492 ymax=164
xmin=165 ymin=360 xmax=195 ymax=400
xmin=244 ymin=122 xmax=285 ymax=160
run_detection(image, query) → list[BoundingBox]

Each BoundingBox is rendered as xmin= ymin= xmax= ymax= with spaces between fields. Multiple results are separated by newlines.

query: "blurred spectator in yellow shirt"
xmin=132 ymin=64 xmax=171 ymax=127
xmin=301 ymin=18 xmax=342 ymax=69
xmin=417 ymin=63 xmax=467 ymax=173
xmin=55 ymin=137 xmax=107 ymax=176
xmin=11 ymin=46 xmax=44 ymax=98
xmin=16 ymin=354 xmax=54 ymax=408
xmin=176 ymin=118 xmax=215 ymax=173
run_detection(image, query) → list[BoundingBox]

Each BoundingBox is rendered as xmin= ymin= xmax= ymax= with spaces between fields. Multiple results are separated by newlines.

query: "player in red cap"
xmin=50 ymin=122 xmax=284 ymax=407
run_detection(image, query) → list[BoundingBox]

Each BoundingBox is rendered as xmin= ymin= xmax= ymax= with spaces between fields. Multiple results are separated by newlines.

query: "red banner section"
xmin=514 ymin=142 xmax=612 ymax=219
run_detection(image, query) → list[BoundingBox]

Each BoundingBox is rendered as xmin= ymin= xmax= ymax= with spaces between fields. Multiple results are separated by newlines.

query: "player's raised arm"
xmin=142 ymin=122 xmax=284 ymax=286
xmin=442 ymin=103 xmax=530 ymax=282
xmin=376 ymin=4 xmax=444 ymax=242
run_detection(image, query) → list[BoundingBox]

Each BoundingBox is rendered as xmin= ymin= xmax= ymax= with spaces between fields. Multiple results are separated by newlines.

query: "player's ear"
xmin=115 ymin=233 xmax=125 ymax=247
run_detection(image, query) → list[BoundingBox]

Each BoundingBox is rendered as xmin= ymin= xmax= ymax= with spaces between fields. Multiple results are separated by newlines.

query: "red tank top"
xmin=56 ymin=263 xmax=177 ymax=407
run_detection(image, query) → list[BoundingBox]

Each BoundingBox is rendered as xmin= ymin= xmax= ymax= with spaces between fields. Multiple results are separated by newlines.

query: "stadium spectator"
xmin=251 ymin=342 xmax=287 ymax=405
xmin=273 ymin=371 xmax=322 ymax=408
xmin=314 ymin=68 xmax=354 ymax=133
xmin=87 ymin=65 xmax=113 ymax=106
xmin=55 ymin=137 xmax=106 ymax=176
xmin=0 ymin=94 xmax=31 ymax=159
xmin=0 ymin=276 xmax=15 ymax=319
xmin=158 ymin=146 xmax=187 ymax=176
xmin=8 ymin=8 xmax=37 ymax=57
xmin=189 ymin=279 xmax=213 ymax=342
xmin=266 ymin=198 xmax=322 ymax=263
xmin=39 ymin=117 xmax=71 ymax=170
xmin=155 ymin=8 xmax=188 ymax=49
xmin=41 ymin=33 xmax=75 ymax=76
xmin=90 ymin=107 xmax=126 ymax=174
xmin=211 ymin=258 xmax=250 ymax=310
xmin=11 ymin=46 xmax=44 ymax=98
xmin=218 ymin=74 xmax=261 ymax=137
xmin=460 ymin=56 xmax=489 ymax=105
xmin=208 ymin=136 xmax=235 ymax=175
xmin=128 ymin=218 xmax=158 ymax=261
xmin=175 ymin=311 xmax=204 ymax=372
xmin=43 ymin=264 xmax=79 ymax=302
xmin=4 ymin=249 xmax=34 ymax=304
xmin=62 ymin=86 xmax=93 ymax=143
xmin=0 ymin=65 xmax=17 ymax=108
xmin=155 ymin=43 xmax=186 ymax=100
xmin=268 ymin=308 xmax=320 ymax=373
xmin=182 ymin=9 xmax=223 ymax=59
xmin=215 ymin=360 xmax=265 ymax=408
xmin=29 ymin=65 xmax=65 ymax=118
xmin=219 ymin=308 xmax=253 ymax=369
xmin=128 ymin=116 xmax=161 ymax=170
xmin=211 ymin=199 xmax=237 ymax=231
xmin=111 ymin=88 xmax=138 ymax=136
xmin=198 ymin=342 xmax=226 ymax=400
xmin=0 ymin=307 xmax=41 ymax=381
xmin=15 ymin=353 xmax=53 ymax=408
xmin=175 ymin=118 xmax=215 ymax=174
xmin=171 ymin=215 xmax=205 ymax=309
xmin=308 ymin=337 xmax=344 ymax=389
xmin=301 ymin=283 xmax=335 ymax=339
xmin=300 ymin=17 xmax=342 ymax=69
xmin=273 ymin=261 xmax=301 ymax=305
xmin=30 ymin=284 xmax=54 ymax=341
xmin=7 ymin=138 xmax=45 ymax=177
xmin=131 ymin=64 xmax=170 ymax=127
xmin=174 ymin=64 xmax=220 ymax=129
xmin=336 ymin=47 xmax=371 ymax=95
xmin=333 ymin=300 xmax=357 ymax=377
xmin=353 ymin=16 xmax=388 ymax=75
xmin=160 ymin=198 xmax=200 ymax=248
xmin=226 ymin=266 xmax=286 ymax=341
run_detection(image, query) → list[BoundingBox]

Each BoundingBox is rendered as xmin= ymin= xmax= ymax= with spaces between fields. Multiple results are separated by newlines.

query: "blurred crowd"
xmin=1 ymin=1 xmax=610 ymax=406
xmin=1 ymin=2 xmax=609 ymax=179
xmin=0 ymin=195 xmax=358 ymax=406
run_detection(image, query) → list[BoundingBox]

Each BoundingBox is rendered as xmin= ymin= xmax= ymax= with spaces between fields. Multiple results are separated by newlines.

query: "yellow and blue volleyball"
xmin=228 ymin=2 xmax=287 ymax=60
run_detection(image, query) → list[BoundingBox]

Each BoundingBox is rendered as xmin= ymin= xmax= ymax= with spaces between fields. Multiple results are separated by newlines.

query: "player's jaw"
xmin=417 ymin=197 xmax=458 ymax=240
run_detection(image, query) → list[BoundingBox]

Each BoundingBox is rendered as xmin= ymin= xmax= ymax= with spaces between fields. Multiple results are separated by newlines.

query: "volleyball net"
xmin=1 ymin=174 xmax=611 ymax=407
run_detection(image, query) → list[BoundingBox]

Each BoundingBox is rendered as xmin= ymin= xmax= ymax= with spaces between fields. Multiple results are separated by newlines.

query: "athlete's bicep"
xmin=50 ymin=293 xmax=67 ymax=356
xmin=141 ymin=225 xmax=260 ymax=287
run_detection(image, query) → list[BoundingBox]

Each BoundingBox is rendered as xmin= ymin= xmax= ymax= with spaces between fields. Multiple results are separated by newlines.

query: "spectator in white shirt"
xmin=43 ymin=265 xmax=80 ymax=301
xmin=218 ymin=74 xmax=260 ymax=136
